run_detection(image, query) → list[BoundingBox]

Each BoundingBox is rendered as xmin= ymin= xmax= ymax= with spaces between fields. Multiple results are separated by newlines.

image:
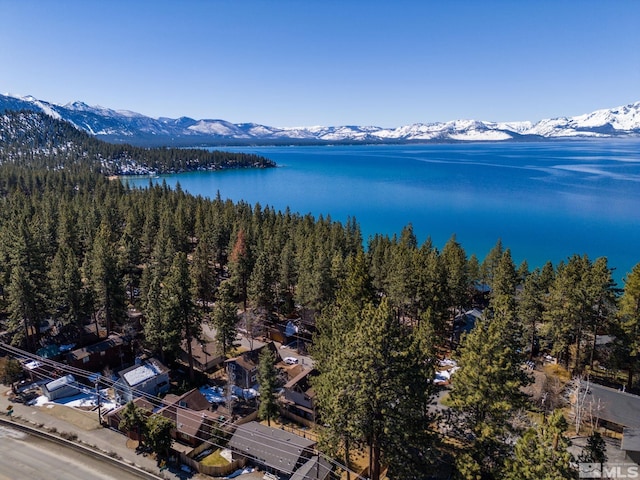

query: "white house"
xmin=114 ymin=358 xmax=169 ymax=404
xmin=42 ymin=374 xmax=80 ymax=401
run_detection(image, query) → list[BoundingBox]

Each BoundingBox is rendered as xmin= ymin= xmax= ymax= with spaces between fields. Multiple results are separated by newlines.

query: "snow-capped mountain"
xmin=1 ymin=93 xmax=639 ymax=146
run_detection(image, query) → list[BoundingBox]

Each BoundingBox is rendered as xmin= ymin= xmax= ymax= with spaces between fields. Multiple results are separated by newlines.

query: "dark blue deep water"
xmin=125 ymin=140 xmax=640 ymax=284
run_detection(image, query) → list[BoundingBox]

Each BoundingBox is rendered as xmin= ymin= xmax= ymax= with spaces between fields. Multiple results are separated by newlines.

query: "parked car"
xmin=284 ymin=357 xmax=299 ymax=365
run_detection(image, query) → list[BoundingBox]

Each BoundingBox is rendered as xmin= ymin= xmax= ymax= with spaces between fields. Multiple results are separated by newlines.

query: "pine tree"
xmin=278 ymin=240 xmax=297 ymax=312
xmin=212 ymin=281 xmax=239 ymax=356
xmin=248 ymin=249 xmax=275 ymax=309
xmin=315 ymin=299 xmax=438 ymax=480
xmin=490 ymin=249 xmax=518 ymax=322
xmin=618 ymin=262 xmax=640 ymax=388
xmin=190 ymin=235 xmax=215 ymax=310
xmin=163 ymin=252 xmax=200 ymax=381
xmin=481 ymin=238 xmax=504 ymax=290
xmin=387 ymin=225 xmax=418 ymax=321
xmin=89 ymin=222 xmax=125 ymax=335
xmin=118 ymin=231 xmax=141 ymax=304
xmin=543 ymin=255 xmax=588 ymax=370
xmin=446 ymin=312 xmax=531 ymax=478
xmin=543 ymin=255 xmax=616 ymax=373
xmin=49 ymin=245 xmax=84 ymax=331
xmin=6 ymin=218 xmax=49 ymax=350
xmin=585 ymin=257 xmax=616 ymax=368
xmin=518 ymin=270 xmax=544 ymax=358
xmin=442 ymin=235 xmax=469 ymax=345
xmin=143 ymin=270 xmax=180 ymax=363
xmin=415 ymin=246 xmax=449 ymax=341
xmin=504 ymin=410 xmax=576 ymax=480
xmin=335 ymin=251 xmax=374 ymax=316
xmin=257 ymin=347 xmax=279 ymax=427
xmin=145 ymin=414 xmax=174 ymax=461
xmin=0 ymin=357 xmax=23 ymax=393
xmin=578 ymin=431 xmax=607 ymax=466
xmin=229 ymin=228 xmax=253 ymax=311
xmin=119 ymin=401 xmax=147 ymax=439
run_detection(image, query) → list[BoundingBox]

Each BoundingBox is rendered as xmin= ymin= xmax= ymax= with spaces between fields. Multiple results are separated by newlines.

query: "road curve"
xmin=0 ymin=423 xmax=159 ymax=480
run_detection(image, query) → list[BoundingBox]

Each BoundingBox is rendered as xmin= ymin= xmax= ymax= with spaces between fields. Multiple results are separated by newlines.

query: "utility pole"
xmin=95 ymin=381 xmax=101 ymax=425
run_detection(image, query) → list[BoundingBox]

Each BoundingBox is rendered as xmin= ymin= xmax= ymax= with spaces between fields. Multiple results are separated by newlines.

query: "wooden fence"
xmin=178 ymin=441 xmax=247 ymax=477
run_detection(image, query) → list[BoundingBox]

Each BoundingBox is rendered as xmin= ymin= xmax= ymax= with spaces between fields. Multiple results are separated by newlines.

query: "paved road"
xmin=0 ymin=425 xmax=150 ymax=480
xmin=0 ymin=385 xmax=186 ymax=480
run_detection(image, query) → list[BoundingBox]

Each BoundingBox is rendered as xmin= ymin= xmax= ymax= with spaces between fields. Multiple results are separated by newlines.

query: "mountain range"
xmin=1 ymin=93 xmax=639 ymax=147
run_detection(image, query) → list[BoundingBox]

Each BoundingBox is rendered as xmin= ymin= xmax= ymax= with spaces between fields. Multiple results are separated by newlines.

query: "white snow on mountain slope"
xmin=187 ymin=119 xmax=245 ymax=136
xmin=17 ymin=96 xmax=63 ymax=120
xmin=494 ymin=121 xmax=533 ymax=134
xmin=318 ymin=126 xmax=376 ymax=141
xmin=369 ymin=120 xmax=511 ymax=141
xmin=2 ymin=93 xmax=639 ymax=143
xmin=449 ymin=130 xmax=513 ymax=141
xmin=114 ymin=109 xmax=149 ymax=118
xmin=570 ymin=102 xmax=640 ymax=130
xmin=33 ymin=101 xmax=61 ymax=120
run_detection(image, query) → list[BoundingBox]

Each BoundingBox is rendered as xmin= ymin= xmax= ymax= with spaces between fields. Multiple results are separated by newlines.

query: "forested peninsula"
xmin=0 ymin=110 xmax=275 ymax=175
xmin=1 ymin=109 xmax=639 ymax=479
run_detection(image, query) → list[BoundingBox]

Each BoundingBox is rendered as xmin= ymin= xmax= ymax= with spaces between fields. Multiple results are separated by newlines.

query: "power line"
xmin=0 ymin=342 xmax=366 ymax=479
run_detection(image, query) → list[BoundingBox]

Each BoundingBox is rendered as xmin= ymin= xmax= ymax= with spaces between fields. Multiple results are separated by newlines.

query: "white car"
xmin=284 ymin=357 xmax=299 ymax=365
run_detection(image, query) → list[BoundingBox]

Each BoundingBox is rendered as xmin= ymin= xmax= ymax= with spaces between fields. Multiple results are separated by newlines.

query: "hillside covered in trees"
xmin=1 ymin=118 xmax=639 ymax=478
xmin=0 ymin=110 xmax=275 ymax=175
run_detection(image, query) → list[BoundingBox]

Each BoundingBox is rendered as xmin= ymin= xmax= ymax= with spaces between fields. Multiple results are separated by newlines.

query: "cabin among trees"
xmin=226 ymin=342 xmax=279 ymax=389
xmin=66 ymin=334 xmax=132 ymax=370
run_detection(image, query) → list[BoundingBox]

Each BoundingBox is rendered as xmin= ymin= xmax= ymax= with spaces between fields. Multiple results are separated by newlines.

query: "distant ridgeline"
xmin=0 ymin=110 xmax=275 ymax=175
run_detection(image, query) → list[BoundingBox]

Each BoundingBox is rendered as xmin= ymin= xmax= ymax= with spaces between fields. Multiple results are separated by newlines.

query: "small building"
xmin=174 ymin=408 xmax=218 ymax=447
xmin=289 ymin=456 xmax=332 ymax=480
xmin=179 ymin=338 xmax=224 ymax=373
xmin=581 ymin=383 xmax=640 ymax=433
xmin=281 ymin=368 xmax=318 ymax=424
xmin=228 ymin=421 xmax=316 ymax=477
xmin=453 ymin=308 xmax=484 ymax=343
xmin=226 ymin=342 xmax=279 ymax=390
xmin=80 ymin=323 xmax=107 ymax=346
xmin=622 ymin=428 xmax=640 ymax=465
xmin=42 ymin=374 xmax=79 ymax=401
xmin=114 ymin=358 xmax=170 ymax=404
xmin=36 ymin=344 xmax=61 ymax=360
xmin=67 ymin=334 xmax=131 ymax=370
xmin=105 ymin=396 xmax=157 ymax=431
xmin=158 ymin=388 xmax=216 ymax=447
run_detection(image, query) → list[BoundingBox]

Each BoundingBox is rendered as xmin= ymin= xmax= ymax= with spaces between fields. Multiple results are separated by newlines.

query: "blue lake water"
xmin=125 ymin=141 xmax=640 ymax=284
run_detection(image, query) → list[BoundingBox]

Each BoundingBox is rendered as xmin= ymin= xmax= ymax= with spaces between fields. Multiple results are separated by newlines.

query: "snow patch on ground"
xmin=32 ymin=388 xmax=117 ymax=411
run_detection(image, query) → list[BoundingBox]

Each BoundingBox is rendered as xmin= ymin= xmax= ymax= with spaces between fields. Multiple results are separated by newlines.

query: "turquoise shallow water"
xmin=125 ymin=140 xmax=640 ymax=284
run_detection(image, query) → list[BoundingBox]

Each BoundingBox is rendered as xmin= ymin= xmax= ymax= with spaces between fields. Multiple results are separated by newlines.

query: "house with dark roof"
xmin=289 ymin=455 xmax=332 ymax=480
xmin=180 ymin=337 xmax=224 ymax=373
xmin=105 ymin=396 xmax=157 ymax=431
xmin=226 ymin=342 xmax=280 ymax=389
xmin=114 ymin=357 xmax=170 ymax=404
xmin=227 ymin=421 xmax=316 ymax=476
xmin=582 ymin=383 xmax=640 ymax=432
xmin=67 ymin=334 xmax=132 ymax=370
xmin=158 ymin=388 xmax=216 ymax=447
xmin=281 ymin=367 xmax=318 ymax=424
xmin=622 ymin=428 xmax=640 ymax=465
xmin=453 ymin=308 xmax=484 ymax=342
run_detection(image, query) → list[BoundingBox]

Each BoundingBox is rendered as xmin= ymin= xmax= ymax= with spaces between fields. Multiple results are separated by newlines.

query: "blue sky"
xmin=1 ymin=1 xmax=639 ymax=127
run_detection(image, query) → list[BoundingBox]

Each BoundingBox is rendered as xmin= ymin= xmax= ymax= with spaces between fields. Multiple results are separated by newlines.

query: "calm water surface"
xmin=125 ymin=141 xmax=640 ymax=284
